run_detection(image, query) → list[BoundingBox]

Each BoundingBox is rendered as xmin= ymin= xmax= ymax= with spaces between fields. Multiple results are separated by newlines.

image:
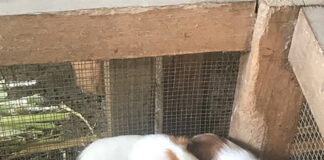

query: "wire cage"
xmin=289 ymin=101 xmax=324 ymax=160
xmin=0 ymin=52 xmax=240 ymax=160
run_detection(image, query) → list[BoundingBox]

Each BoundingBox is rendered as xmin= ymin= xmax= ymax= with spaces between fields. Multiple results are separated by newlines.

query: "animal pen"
xmin=0 ymin=0 xmax=323 ymax=160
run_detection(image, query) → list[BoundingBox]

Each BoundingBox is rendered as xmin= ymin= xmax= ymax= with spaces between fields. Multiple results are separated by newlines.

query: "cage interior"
xmin=0 ymin=52 xmax=240 ymax=160
xmin=289 ymin=101 xmax=324 ymax=160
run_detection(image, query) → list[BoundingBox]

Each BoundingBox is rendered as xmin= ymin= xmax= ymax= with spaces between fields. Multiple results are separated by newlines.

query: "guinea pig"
xmin=187 ymin=133 xmax=258 ymax=160
xmin=77 ymin=134 xmax=198 ymax=160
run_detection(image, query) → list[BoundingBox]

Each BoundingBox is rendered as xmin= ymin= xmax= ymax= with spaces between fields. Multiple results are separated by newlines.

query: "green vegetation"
xmin=0 ymin=113 xmax=70 ymax=124
xmin=0 ymin=80 xmax=71 ymax=158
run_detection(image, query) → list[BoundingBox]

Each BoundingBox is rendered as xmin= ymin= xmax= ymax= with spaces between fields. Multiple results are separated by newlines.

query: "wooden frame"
xmin=288 ymin=7 xmax=324 ymax=136
xmin=0 ymin=0 xmax=255 ymax=16
xmin=0 ymin=2 xmax=256 ymax=158
xmin=0 ymin=1 xmax=255 ymax=66
xmin=229 ymin=1 xmax=304 ymax=159
xmin=264 ymin=0 xmax=324 ymax=6
xmin=2 ymin=0 xmax=324 ymax=159
xmin=229 ymin=1 xmax=324 ymax=160
xmin=7 ymin=136 xmax=97 ymax=159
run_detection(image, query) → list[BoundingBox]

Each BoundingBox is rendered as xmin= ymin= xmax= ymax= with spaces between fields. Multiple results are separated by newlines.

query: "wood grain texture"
xmin=6 ymin=136 xmax=97 ymax=159
xmin=263 ymin=0 xmax=324 ymax=6
xmin=154 ymin=57 xmax=163 ymax=134
xmin=229 ymin=2 xmax=303 ymax=160
xmin=288 ymin=7 xmax=324 ymax=136
xmin=71 ymin=61 xmax=105 ymax=95
xmin=0 ymin=1 xmax=254 ymax=66
xmin=303 ymin=7 xmax=324 ymax=49
xmin=0 ymin=0 xmax=254 ymax=16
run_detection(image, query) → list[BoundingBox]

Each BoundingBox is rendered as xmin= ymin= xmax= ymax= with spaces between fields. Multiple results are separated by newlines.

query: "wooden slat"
xmin=0 ymin=0 xmax=254 ymax=16
xmin=154 ymin=57 xmax=163 ymax=134
xmin=103 ymin=61 xmax=113 ymax=136
xmin=107 ymin=58 xmax=155 ymax=136
xmin=288 ymin=7 xmax=324 ymax=136
xmin=0 ymin=1 xmax=254 ymax=66
xmin=264 ymin=0 xmax=324 ymax=6
xmin=229 ymin=1 xmax=303 ymax=160
xmin=71 ymin=61 xmax=105 ymax=95
xmin=6 ymin=136 xmax=97 ymax=159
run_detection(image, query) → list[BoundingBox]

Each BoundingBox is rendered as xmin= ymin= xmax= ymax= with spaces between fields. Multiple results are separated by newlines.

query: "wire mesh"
xmin=162 ymin=53 xmax=240 ymax=136
xmin=289 ymin=100 xmax=324 ymax=160
xmin=0 ymin=52 xmax=240 ymax=159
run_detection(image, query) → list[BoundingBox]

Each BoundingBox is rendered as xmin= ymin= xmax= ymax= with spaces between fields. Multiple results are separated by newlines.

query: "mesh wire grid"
xmin=0 ymin=52 xmax=240 ymax=160
xmin=289 ymin=101 xmax=324 ymax=160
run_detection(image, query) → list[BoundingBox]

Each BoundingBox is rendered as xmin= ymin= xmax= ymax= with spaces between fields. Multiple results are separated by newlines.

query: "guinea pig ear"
xmin=166 ymin=149 xmax=180 ymax=160
xmin=169 ymin=136 xmax=191 ymax=149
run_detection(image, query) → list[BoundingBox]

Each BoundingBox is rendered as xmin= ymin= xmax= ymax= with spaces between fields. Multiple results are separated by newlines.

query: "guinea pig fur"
xmin=77 ymin=134 xmax=198 ymax=160
xmin=187 ymin=133 xmax=258 ymax=160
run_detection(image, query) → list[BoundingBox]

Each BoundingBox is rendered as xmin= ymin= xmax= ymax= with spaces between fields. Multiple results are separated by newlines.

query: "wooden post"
xmin=288 ymin=7 xmax=324 ymax=136
xmin=104 ymin=61 xmax=113 ymax=137
xmin=229 ymin=1 xmax=304 ymax=159
xmin=72 ymin=61 xmax=105 ymax=95
xmin=107 ymin=58 xmax=155 ymax=135
xmin=154 ymin=57 xmax=163 ymax=134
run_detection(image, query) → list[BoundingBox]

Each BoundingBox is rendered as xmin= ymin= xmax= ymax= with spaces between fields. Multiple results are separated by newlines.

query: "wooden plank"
xmin=71 ymin=61 xmax=105 ymax=95
xmin=264 ymin=0 xmax=324 ymax=6
xmin=103 ymin=61 xmax=113 ymax=137
xmin=0 ymin=0 xmax=254 ymax=16
xmin=108 ymin=58 xmax=155 ymax=135
xmin=0 ymin=1 xmax=255 ymax=66
xmin=229 ymin=1 xmax=304 ymax=160
xmin=154 ymin=57 xmax=163 ymax=134
xmin=6 ymin=136 xmax=97 ymax=159
xmin=303 ymin=7 xmax=324 ymax=49
xmin=288 ymin=7 xmax=324 ymax=136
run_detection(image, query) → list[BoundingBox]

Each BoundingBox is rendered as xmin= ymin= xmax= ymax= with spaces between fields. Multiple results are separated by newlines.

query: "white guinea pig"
xmin=187 ymin=133 xmax=258 ymax=160
xmin=77 ymin=134 xmax=198 ymax=160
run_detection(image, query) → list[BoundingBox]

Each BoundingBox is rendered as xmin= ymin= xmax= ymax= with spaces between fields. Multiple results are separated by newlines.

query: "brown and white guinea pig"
xmin=187 ymin=133 xmax=258 ymax=160
xmin=77 ymin=134 xmax=198 ymax=160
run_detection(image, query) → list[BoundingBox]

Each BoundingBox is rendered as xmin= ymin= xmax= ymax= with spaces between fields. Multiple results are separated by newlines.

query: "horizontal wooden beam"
xmin=263 ymin=0 xmax=324 ymax=6
xmin=229 ymin=1 xmax=303 ymax=160
xmin=6 ymin=136 xmax=97 ymax=159
xmin=0 ymin=0 xmax=254 ymax=16
xmin=288 ymin=7 xmax=324 ymax=136
xmin=0 ymin=1 xmax=255 ymax=66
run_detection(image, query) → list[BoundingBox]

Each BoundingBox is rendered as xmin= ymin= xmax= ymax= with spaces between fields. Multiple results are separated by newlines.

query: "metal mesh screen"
xmin=0 ymin=52 xmax=240 ymax=159
xmin=162 ymin=53 xmax=239 ymax=136
xmin=289 ymin=101 xmax=324 ymax=160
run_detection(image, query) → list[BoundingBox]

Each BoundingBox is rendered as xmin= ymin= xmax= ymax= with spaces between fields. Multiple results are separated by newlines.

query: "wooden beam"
xmin=6 ymin=136 xmax=97 ymax=159
xmin=229 ymin=1 xmax=303 ymax=160
xmin=107 ymin=58 xmax=155 ymax=136
xmin=154 ymin=57 xmax=163 ymax=134
xmin=103 ymin=61 xmax=113 ymax=137
xmin=263 ymin=0 xmax=324 ymax=6
xmin=71 ymin=61 xmax=105 ymax=95
xmin=288 ymin=7 xmax=324 ymax=136
xmin=0 ymin=1 xmax=254 ymax=66
xmin=0 ymin=0 xmax=254 ymax=16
